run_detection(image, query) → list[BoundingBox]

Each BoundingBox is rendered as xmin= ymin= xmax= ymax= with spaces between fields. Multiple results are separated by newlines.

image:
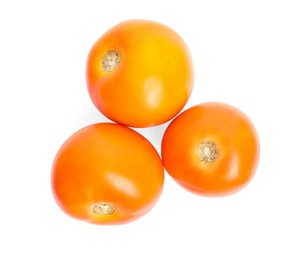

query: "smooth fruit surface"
xmin=51 ymin=123 xmax=164 ymax=224
xmin=161 ymin=102 xmax=260 ymax=197
xmin=86 ymin=19 xmax=194 ymax=127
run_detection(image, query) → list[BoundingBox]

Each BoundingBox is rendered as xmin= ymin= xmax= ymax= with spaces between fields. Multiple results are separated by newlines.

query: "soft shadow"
xmin=134 ymin=121 xmax=170 ymax=155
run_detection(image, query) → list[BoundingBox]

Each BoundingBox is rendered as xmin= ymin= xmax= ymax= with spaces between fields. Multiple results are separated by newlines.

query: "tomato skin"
xmin=86 ymin=19 xmax=194 ymax=127
xmin=161 ymin=102 xmax=260 ymax=197
xmin=51 ymin=123 xmax=164 ymax=225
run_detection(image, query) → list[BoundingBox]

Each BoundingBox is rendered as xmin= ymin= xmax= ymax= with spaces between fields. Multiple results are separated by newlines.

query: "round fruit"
xmin=51 ymin=123 xmax=164 ymax=224
xmin=86 ymin=19 xmax=194 ymax=127
xmin=161 ymin=102 xmax=260 ymax=197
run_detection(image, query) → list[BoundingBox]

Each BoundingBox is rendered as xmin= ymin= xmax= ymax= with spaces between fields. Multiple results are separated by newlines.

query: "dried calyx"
xmin=92 ymin=202 xmax=115 ymax=215
xmin=102 ymin=50 xmax=120 ymax=73
xmin=198 ymin=140 xmax=219 ymax=163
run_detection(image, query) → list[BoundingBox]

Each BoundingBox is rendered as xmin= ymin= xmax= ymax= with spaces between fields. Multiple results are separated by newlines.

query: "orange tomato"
xmin=161 ymin=102 xmax=260 ymax=197
xmin=86 ymin=19 xmax=194 ymax=127
xmin=51 ymin=123 xmax=164 ymax=225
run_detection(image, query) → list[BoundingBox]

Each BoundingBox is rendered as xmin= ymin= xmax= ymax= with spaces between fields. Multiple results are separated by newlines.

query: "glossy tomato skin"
xmin=86 ymin=19 xmax=194 ymax=128
xmin=161 ymin=102 xmax=260 ymax=197
xmin=51 ymin=123 xmax=164 ymax=225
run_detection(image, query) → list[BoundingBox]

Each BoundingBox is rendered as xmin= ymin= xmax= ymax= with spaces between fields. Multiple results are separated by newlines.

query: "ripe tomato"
xmin=86 ymin=19 xmax=194 ymax=127
xmin=51 ymin=123 xmax=164 ymax=225
xmin=161 ymin=102 xmax=260 ymax=197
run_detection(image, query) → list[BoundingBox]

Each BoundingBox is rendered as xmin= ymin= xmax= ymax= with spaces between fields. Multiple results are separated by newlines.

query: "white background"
xmin=1 ymin=0 xmax=294 ymax=259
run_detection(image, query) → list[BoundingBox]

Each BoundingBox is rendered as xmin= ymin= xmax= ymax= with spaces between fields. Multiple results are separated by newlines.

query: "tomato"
xmin=51 ymin=123 xmax=164 ymax=225
xmin=86 ymin=19 xmax=194 ymax=127
xmin=161 ymin=102 xmax=260 ymax=197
